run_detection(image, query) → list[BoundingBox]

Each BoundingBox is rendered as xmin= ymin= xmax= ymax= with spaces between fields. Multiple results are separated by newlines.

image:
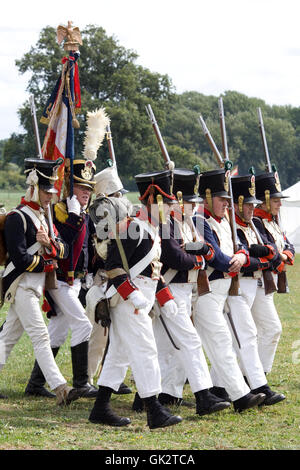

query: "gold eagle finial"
xmin=56 ymin=21 xmax=82 ymax=51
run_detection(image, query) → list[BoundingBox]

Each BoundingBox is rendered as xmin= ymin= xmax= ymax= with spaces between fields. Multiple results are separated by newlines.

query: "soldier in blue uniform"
xmin=89 ymin=169 xmax=182 ymax=429
xmin=24 ymin=159 xmax=97 ymax=399
xmin=152 ymin=168 xmax=231 ymax=416
xmin=192 ymin=169 xmax=266 ymax=412
xmin=225 ymin=173 xmax=285 ymax=406
xmin=0 ymin=158 xmax=79 ymax=405
xmin=251 ymin=171 xmax=295 ymax=374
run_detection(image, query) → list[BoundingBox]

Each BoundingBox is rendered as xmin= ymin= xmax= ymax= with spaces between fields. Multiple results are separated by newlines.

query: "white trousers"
xmin=98 ymin=276 xmax=161 ymax=399
xmin=47 ymin=279 xmax=93 ymax=348
xmin=226 ymin=277 xmax=267 ymax=389
xmin=0 ymin=274 xmax=66 ymax=390
xmin=251 ymin=275 xmax=282 ymax=373
xmin=152 ymin=283 xmax=212 ymax=396
xmin=193 ymin=278 xmax=250 ymax=401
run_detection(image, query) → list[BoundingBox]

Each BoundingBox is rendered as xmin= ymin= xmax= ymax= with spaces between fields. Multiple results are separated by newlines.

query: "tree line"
xmin=1 ymin=24 xmax=300 ymax=191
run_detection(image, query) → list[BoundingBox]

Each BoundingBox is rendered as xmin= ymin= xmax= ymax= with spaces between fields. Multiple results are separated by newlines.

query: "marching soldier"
xmin=84 ymin=165 xmax=132 ymax=394
xmin=192 ymin=169 xmax=266 ymax=412
xmin=25 ymin=159 xmax=97 ymax=399
xmin=89 ymin=169 xmax=182 ymax=429
xmin=226 ymin=173 xmax=285 ymax=406
xmin=151 ymin=168 xmax=231 ymax=416
xmin=251 ymin=171 xmax=295 ymax=374
xmin=0 ymin=158 xmax=80 ymax=405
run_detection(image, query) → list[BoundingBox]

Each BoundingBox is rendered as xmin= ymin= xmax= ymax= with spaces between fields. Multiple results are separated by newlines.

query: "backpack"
xmin=0 ymin=209 xmax=27 ymax=266
xmin=89 ymin=195 xmax=134 ymax=261
xmin=0 ymin=213 xmax=7 ymax=266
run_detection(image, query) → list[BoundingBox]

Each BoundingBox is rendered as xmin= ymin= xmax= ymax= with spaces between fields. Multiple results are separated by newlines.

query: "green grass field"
xmin=0 ymin=189 xmax=299 ymax=450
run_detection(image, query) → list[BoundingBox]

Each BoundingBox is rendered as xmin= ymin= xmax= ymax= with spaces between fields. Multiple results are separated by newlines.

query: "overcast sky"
xmin=1 ymin=0 xmax=300 ymax=140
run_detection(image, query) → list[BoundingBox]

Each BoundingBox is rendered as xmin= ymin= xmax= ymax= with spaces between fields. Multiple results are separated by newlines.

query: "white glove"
xmin=128 ymin=289 xmax=150 ymax=310
xmin=151 ymin=301 xmax=161 ymax=318
xmin=85 ymin=273 xmax=94 ymax=289
xmin=67 ymin=195 xmax=81 ymax=216
xmin=160 ymin=299 xmax=178 ymax=319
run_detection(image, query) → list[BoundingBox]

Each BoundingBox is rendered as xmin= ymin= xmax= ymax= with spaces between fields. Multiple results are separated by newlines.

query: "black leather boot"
xmin=113 ymin=382 xmax=132 ymax=395
xmin=209 ymin=386 xmax=231 ymax=402
xmin=195 ymin=389 xmax=231 ymax=416
xmin=24 ymin=347 xmax=59 ymax=398
xmin=71 ymin=341 xmax=98 ymax=398
xmin=251 ymin=384 xmax=286 ymax=407
xmin=89 ymin=386 xmax=131 ymax=426
xmin=132 ymin=392 xmax=144 ymax=412
xmin=233 ymin=392 xmax=266 ymax=412
xmin=158 ymin=392 xmax=194 ymax=408
xmin=143 ymin=395 xmax=182 ymax=430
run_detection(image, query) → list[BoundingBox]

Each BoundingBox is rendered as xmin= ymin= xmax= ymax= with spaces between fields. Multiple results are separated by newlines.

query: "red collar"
xmin=203 ymin=207 xmax=222 ymax=223
xmin=254 ymin=207 xmax=272 ymax=222
xmin=21 ymin=197 xmax=41 ymax=211
xmin=235 ymin=213 xmax=248 ymax=227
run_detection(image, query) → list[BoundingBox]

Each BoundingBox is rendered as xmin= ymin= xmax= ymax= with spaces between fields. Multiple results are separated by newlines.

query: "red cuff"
xmin=43 ymin=239 xmax=57 ymax=260
xmin=194 ymin=255 xmax=204 ymax=270
xmin=265 ymin=244 xmax=276 ymax=261
xmin=283 ymin=250 xmax=294 ymax=265
xmin=43 ymin=260 xmax=54 ymax=272
xmin=258 ymin=257 xmax=270 ymax=270
xmin=236 ymin=249 xmax=250 ymax=268
xmin=228 ymin=272 xmax=238 ymax=278
xmin=273 ymin=261 xmax=285 ymax=273
xmin=156 ymin=287 xmax=174 ymax=306
xmin=117 ymin=279 xmax=137 ymax=300
xmin=203 ymin=243 xmax=215 ymax=262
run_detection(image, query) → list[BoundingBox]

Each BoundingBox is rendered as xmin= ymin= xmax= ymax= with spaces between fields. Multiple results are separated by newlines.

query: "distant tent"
xmin=280 ymin=181 xmax=300 ymax=253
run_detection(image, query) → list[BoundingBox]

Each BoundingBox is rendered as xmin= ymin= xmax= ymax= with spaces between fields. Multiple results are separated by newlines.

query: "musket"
xmin=146 ymin=104 xmax=175 ymax=171
xmin=257 ymin=107 xmax=289 ymax=293
xmin=29 ymin=95 xmax=57 ymax=289
xmin=177 ymin=191 xmax=211 ymax=296
xmin=198 ymin=115 xmax=224 ymax=168
xmin=155 ymin=195 xmax=180 ymax=350
xmin=257 ymin=108 xmax=271 ymax=173
xmin=218 ymin=98 xmax=241 ymax=296
xmin=105 ymin=123 xmax=117 ymax=167
xmin=147 ymin=105 xmax=211 ymax=296
xmin=248 ymin=219 xmax=277 ymax=295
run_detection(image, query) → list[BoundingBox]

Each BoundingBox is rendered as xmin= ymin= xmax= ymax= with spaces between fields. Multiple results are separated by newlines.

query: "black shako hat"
xmin=199 ymin=169 xmax=231 ymax=199
xmin=231 ymin=174 xmax=262 ymax=204
xmin=24 ymin=158 xmax=62 ymax=193
xmin=135 ymin=169 xmax=177 ymax=204
xmin=172 ymin=168 xmax=203 ymax=203
xmin=255 ymin=172 xmax=289 ymax=200
xmin=65 ymin=159 xmax=96 ymax=190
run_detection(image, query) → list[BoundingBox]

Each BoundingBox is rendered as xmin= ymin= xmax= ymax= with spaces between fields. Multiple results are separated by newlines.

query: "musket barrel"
xmin=218 ymin=97 xmax=229 ymax=161
xmin=30 ymin=95 xmax=43 ymax=158
xmin=257 ymin=107 xmax=272 ymax=172
xmin=106 ymin=124 xmax=116 ymax=166
xmin=198 ymin=115 xmax=224 ymax=167
xmin=29 ymin=95 xmax=55 ymax=240
xmin=146 ymin=104 xmax=171 ymax=166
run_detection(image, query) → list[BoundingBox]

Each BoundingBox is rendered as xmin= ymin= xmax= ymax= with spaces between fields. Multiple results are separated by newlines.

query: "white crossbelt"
xmin=3 ymin=207 xmax=42 ymax=278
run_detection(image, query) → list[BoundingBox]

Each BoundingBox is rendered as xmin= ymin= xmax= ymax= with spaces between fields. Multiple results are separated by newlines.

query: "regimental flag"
xmin=41 ymin=52 xmax=81 ymax=198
